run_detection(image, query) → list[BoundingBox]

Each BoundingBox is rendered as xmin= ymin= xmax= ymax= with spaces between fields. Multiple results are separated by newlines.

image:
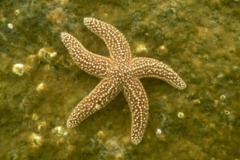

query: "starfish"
xmin=61 ymin=17 xmax=186 ymax=145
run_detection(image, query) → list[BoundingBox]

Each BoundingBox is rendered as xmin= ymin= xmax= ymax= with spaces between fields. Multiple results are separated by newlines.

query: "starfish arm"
xmin=131 ymin=57 xmax=187 ymax=90
xmin=67 ymin=78 xmax=121 ymax=128
xmin=83 ymin=17 xmax=131 ymax=62
xmin=123 ymin=78 xmax=149 ymax=145
xmin=61 ymin=32 xmax=111 ymax=78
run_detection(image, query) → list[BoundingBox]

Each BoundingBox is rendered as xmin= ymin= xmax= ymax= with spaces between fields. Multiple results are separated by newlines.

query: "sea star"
xmin=61 ymin=17 xmax=186 ymax=145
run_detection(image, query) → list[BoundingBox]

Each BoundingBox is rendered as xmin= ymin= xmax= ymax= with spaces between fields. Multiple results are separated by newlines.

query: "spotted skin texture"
xmin=61 ymin=17 xmax=186 ymax=145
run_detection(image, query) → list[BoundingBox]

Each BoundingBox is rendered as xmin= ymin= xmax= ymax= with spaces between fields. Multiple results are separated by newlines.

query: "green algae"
xmin=0 ymin=0 xmax=240 ymax=159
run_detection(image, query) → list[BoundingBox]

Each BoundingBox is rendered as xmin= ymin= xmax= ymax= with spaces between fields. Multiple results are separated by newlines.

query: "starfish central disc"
xmin=108 ymin=63 xmax=132 ymax=83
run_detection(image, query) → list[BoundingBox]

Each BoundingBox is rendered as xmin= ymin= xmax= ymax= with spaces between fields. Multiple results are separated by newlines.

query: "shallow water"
xmin=0 ymin=0 xmax=240 ymax=159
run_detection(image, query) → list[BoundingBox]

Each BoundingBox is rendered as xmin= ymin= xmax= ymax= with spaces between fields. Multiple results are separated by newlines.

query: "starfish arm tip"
xmin=131 ymin=138 xmax=141 ymax=145
xmin=176 ymin=80 xmax=187 ymax=90
xmin=60 ymin=32 xmax=71 ymax=43
xmin=60 ymin=32 xmax=67 ymax=37
xmin=123 ymin=78 xmax=149 ymax=145
xmin=82 ymin=17 xmax=131 ymax=61
xmin=180 ymin=82 xmax=187 ymax=90
xmin=83 ymin=17 xmax=92 ymax=21
xmin=83 ymin=17 xmax=95 ymax=27
xmin=131 ymin=57 xmax=187 ymax=90
xmin=66 ymin=118 xmax=78 ymax=128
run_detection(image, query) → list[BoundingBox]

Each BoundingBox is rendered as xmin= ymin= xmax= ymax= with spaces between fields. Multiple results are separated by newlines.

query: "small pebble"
xmin=223 ymin=110 xmax=230 ymax=116
xmin=52 ymin=126 xmax=68 ymax=136
xmin=32 ymin=113 xmax=39 ymax=120
xmin=177 ymin=112 xmax=185 ymax=119
xmin=220 ymin=94 xmax=226 ymax=100
xmin=36 ymin=82 xmax=45 ymax=92
xmin=37 ymin=121 xmax=47 ymax=131
xmin=193 ymin=99 xmax=201 ymax=105
xmin=14 ymin=9 xmax=20 ymax=16
xmin=155 ymin=128 xmax=162 ymax=135
xmin=97 ymin=130 xmax=105 ymax=139
xmin=38 ymin=47 xmax=57 ymax=60
xmin=7 ymin=23 xmax=13 ymax=29
xmin=12 ymin=63 xmax=25 ymax=76
xmin=135 ymin=43 xmax=147 ymax=53
xmin=29 ymin=133 xmax=42 ymax=148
